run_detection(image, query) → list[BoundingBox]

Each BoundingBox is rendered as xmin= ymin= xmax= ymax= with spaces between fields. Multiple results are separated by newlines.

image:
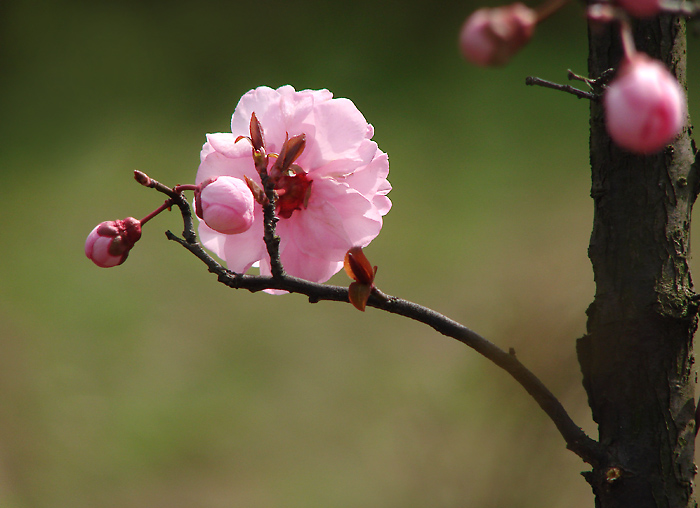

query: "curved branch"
xmin=150 ymin=173 xmax=605 ymax=467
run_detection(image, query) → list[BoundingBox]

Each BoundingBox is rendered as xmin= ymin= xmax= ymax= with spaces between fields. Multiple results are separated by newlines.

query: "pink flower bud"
xmin=459 ymin=3 xmax=537 ymax=67
xmin=615 ymin=0 xmax=662 ymax=18
xmin=604 ymin=55 xmax=686 ymax=154
xmin=195 ymin=176 xmax=255 ymax=234
xmin=85 ymin=217 xmax=142 ymax=268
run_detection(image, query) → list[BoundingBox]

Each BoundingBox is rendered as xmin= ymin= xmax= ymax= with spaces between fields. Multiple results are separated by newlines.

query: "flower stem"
xmin=140 ymin=199 xmax=174 ymax=226
xmin=133 ymin=170 xmax=197 ymax=244
xmin=173 ymin=184 xmax=198 ymax=193
xmin=619 ymin=17 xmax=637 ymax=62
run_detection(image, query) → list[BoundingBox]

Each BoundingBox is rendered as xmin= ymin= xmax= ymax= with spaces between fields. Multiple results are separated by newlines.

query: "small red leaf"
xmin=348 ymin=282 xmax=372 ymax=311
xmin=244 ymin=175 xmax=269 ymax=206
xmin=344 ymin=246 xmax=375 ymax=285
xmin=250 ymin=112 xmax=265 ymax=152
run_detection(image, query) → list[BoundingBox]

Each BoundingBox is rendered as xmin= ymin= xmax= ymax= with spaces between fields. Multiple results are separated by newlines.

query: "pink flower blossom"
xmin=85 ymin=217 xmax=142 ymax=268
xmin=195 ymin=176 xmax=255 ymax=234
xmin=459 ymin=3 xmax=536 ymax=67
xmin=615 ymin=0 xmax=662 ymax=18
xmin=604 ymin=55 xmax=686 ymax=154
xmin=196 ymin=85 xmax=391 ymax=283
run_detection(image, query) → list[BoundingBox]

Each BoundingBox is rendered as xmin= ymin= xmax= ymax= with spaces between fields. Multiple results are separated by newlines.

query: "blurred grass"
xmin=1 ymin=1 xmax=699 ymax=507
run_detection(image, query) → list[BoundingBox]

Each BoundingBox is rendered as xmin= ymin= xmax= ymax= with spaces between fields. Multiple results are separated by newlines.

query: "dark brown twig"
xmin=249 ymin=114 xmax=285 ymax=279
xmin=525 ymin=76 xmax=598 ymax=100
xmin=146 ymin=173 xmax=604 ymax=467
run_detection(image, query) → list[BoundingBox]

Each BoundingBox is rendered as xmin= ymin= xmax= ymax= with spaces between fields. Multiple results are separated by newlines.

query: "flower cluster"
xmin=459 ymin=0 xmax=685 ymax=155
xmin=195 ymin=85 xmax=391 ymax=283
xmin=85 ymin=86 xmax=391 ymax=291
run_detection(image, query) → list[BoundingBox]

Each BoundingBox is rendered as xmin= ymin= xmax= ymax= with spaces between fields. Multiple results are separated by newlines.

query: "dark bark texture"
xmin=578 ymin=13 xmax=699 ymax=508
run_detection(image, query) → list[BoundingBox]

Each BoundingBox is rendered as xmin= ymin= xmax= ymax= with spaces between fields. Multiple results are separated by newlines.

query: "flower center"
xmin=275 ymin=169 xmax=312 ymax=219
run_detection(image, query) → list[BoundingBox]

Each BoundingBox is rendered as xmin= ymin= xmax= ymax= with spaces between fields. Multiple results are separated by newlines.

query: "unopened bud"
xmin=133 ymin=170 xmax=152 ymax=187
xmin=85 ymin=217 xmax=142 ymax=267
xmin=604 ymin=55 xmax=686 ymax=154
xmin=459 ymin=3 xmax=536 ymax=67
xmin=194 ymin=176 xmax=255 ymax=234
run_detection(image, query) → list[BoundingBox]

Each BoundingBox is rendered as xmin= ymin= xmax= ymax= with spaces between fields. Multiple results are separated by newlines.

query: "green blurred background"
xmin=2 ymin=1 xmax=699 ymax=507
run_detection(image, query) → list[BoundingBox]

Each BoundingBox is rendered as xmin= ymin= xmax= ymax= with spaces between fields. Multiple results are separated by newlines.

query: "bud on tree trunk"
xmin=578 ymin=12 xmax=698 ymax=508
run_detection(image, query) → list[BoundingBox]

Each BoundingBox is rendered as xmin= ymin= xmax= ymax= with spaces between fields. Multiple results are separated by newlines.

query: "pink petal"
xmin=343 ymin=150 xmax=390 ymax=197
xmin=265 ymin=244 xmax=344 ymax=283
xmin=301 ymin=97 xmax=371 ymax=168
xmin=221 ymin=212 xmax=267 ymax=273
xmin=286 ymin=178 xmax=382 ymax=260
xmin=197 ymin=149 xmax=259 ymax=186
xmin=198 ymin=221 xmax=228 ymax=260
xmin=198 ymin=212 xmax=266 ymax=273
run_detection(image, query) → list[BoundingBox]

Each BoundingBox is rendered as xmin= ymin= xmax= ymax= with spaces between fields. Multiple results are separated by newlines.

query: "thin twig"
xmin=134 ymin=170 xmax=196 ymax=243
xmin=248 ymin=116 xmax=285 ymax=279
xmin=148 ymin=177 xmax=604 ymax=467
xmin=259 ymin=183 xmax=285 ymax=279
xmin=525 ymin=76 xmax=598 ymax=100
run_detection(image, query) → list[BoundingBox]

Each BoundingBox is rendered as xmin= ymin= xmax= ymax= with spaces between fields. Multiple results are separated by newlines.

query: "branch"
xmin=524 ymin=67 xmax=618 ymax=101
xmin=144 ymin=174 xmax=604 ymax=467
xmin=525 ymin=76 xmax=598 ymax=100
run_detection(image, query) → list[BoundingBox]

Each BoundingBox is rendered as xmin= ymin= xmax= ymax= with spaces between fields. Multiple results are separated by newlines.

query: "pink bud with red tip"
xmin=85 ymin=217 xmax=142 ymax=268
xmin=194 ymin=176 xmax=255 ymax=235
xmin=604 ymin=55 xmax=686 ymax=154
xmin=459 ymin=3 xmax=537 ymax=67
xmin=615 ymin=0 xmax=662 ymax=18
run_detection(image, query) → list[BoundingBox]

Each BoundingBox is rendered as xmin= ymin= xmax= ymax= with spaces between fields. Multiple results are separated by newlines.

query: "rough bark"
xmin=577 ymin=13 xmax=699 ymax=508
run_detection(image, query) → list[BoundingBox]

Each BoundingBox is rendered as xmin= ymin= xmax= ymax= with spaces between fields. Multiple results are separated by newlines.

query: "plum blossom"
xmin=604 ymin=55 xmax=686 ymax=154
xmin=196 ymin=85 xmax=391 ymax=283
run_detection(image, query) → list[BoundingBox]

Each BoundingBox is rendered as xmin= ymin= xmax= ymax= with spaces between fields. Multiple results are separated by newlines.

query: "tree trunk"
xmin=577 ymin=12 xmax=699 ymax=508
